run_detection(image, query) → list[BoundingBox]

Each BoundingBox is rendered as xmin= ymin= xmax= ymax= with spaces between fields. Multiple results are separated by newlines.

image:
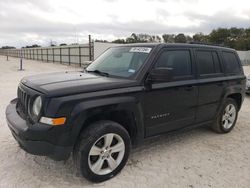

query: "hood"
xmin=21 ymin=71 xmax=137 ymax=97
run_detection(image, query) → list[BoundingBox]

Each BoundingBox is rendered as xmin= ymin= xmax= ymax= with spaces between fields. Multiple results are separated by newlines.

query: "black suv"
xmin=6 ymin=43 xmax=246 ymax=182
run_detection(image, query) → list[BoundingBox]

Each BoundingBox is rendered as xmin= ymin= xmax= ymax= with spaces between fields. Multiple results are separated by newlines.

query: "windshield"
xmin=86 ymin=46 xmax=152 ymax=78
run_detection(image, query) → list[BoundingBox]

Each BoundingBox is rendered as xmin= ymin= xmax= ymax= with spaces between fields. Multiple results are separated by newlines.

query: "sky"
xmin=0 ymin=0 xmax=250 ymax=47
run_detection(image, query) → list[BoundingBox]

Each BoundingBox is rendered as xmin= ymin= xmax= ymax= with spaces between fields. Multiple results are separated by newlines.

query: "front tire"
xmin=212 ymin=98 xmax=238 ymax=133
xmin=73 ymin=120 xmax=131 ymax=182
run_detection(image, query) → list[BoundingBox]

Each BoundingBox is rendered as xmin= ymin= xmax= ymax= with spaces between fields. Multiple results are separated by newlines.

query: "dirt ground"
xmin=0 ymin=55 xmax=250 ymax=188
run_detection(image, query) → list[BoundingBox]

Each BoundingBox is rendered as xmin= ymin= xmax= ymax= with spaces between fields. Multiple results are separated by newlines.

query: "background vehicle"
xmin=6 ymin=43 xmax=246 ymax=182
xmin=246 ymin=75 xmax=250 ymax=94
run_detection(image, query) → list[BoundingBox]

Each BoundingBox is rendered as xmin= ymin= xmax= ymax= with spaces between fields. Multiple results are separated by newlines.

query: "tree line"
xmin=1 ymin=27 xmax=250 ymax=50
xmin=108 ymin=27 xmax=250 ymax=50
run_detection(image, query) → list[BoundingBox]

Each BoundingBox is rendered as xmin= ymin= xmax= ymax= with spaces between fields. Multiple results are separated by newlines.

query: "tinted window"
xmin=212 ymin=52 xmax=222 ymax=73
xmin=197 ymin=51 xmax=222 ymax=75
xmin=222 ymin=52 xmax=241 ymax=74
xmin=155 ymin=50 xmax=192 ymax=77
xmin=197 ymin=51 xmax=214 ymax=74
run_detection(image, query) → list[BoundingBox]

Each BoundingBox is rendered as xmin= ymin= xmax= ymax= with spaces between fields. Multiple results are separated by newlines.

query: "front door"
xmin=142 ymin=48 xmax=198 ymax=137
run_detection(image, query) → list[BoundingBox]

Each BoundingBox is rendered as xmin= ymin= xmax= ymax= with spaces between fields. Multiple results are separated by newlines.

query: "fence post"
xmin=19 ymin=58 xmax=23 ymax=70
xmin=68 ymin=47 xmax=71 ymax=65
xmin=79 ymin=46 xmax=81 ymax=67
xmin=89 ymin=35 xmax=92 ymax=61
xmin=41 ymin=48 xmax=43 ymax=61
xmin=19 ymin=50 xmax=23 ymax=71
xmin=46 ymin=48 xmax=49 ymax=62
xmin=52 ymin=48 xmax=54 ymax=62
xmin=60 ymin=48 xmax=62 ymax=64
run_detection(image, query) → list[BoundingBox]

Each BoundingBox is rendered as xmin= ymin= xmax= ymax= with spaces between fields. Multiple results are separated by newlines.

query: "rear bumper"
xmin=6 ymin=99 xmax=72 ymax=160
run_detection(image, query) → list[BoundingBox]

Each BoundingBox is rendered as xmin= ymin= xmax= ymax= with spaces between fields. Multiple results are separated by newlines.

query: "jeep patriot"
xmin=6 ymin=43 xmax=246 ymax=182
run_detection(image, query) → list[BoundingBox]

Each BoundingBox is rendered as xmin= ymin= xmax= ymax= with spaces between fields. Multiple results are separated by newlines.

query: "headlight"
xmin=32 ymin=96 xmax=42 ymax=116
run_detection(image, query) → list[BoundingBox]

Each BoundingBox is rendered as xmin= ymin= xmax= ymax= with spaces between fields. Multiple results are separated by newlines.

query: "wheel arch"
xmin=226 ymin=93 xmax=243 ymax=110
xmin=70 ymin=96 xmax=144 ymax=148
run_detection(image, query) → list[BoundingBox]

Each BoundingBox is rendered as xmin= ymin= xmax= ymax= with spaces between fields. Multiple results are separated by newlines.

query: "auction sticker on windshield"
xmin=130 ymin=47 xmax=152 ymax=53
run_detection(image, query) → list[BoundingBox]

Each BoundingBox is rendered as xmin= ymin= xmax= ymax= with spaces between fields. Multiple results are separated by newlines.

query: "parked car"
xmin=246 ymin=75 xmax=250 ymax=94
xmin=6 ymin=43 xmax=246 ymax=182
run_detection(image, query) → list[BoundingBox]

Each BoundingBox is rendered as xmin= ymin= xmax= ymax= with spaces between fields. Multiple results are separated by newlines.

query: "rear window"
xmin=222 ymin=52 xmax=241 ymax=74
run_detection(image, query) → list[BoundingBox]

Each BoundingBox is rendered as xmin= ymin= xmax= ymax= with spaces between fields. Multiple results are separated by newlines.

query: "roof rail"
xmin=188 ymin=41 xmax=226 ymax=47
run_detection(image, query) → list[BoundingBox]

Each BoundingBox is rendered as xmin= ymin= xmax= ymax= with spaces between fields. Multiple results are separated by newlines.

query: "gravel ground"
xmin=0 ymin=56 xmax=250 ymax=188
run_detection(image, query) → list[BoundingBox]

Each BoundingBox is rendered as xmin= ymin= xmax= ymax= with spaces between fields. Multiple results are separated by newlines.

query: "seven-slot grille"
xmin=17 ymin=86 xmax=31 ymax=115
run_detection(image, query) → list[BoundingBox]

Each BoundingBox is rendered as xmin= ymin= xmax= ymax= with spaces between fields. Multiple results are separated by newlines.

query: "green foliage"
xmin=59 ymin=43 xmax=67 ymax=46
xmin=162 ymin=34 xmax=175 ymax=43
xmin=95 ymin=39 xmax=108 ymax=43
xmin=208 ymin=27 xmax=250 ymax=50
xmin=174 ymin=33 xmax=187 ymax=43
xmin=1 ymin=46 xmax=16 ymax=49
xmin=42 ymin=27 xmax=247 ymax=50
xmin=112 ymin=39 xmax=126 ymax=44
xmin=193 ymin=32 xmax=209 ymax=43
xmin=112 ymin=33 xmax=161 ymax=44
xmin=161 ymin=27 xmax=250 ymax=50
xmin=22 ymin=44 xmax=41 ymax=48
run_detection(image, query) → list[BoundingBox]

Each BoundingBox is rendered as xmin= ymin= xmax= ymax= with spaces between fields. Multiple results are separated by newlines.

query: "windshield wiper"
xmin=87 ymin=70 xmax=109 ymax=77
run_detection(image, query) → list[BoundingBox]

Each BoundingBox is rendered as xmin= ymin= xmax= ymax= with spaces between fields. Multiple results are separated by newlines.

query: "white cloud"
xmin=0 ymin=0 xmax=250 ymax=47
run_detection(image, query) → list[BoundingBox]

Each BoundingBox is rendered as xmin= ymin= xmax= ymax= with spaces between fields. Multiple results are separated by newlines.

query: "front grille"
xmin=17 ymin=86 xmax=31 ymax=116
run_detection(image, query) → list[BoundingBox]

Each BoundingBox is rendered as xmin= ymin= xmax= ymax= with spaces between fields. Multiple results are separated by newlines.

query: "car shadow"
xmin=14 ymin=126 xmax=214 ymax=186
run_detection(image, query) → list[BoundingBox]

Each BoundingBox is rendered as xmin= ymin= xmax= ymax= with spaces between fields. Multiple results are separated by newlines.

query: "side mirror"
xmin=148 ymin=67 xmax=173 ymax=82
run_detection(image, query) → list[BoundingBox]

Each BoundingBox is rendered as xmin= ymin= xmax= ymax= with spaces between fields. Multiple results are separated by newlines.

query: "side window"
xmin=155 ymin=50 xmax=192 ymax=77
xmin=197 ymin=50 xmax=222 ymax=75
xmin=197 ymin=51 xmax=214 ymax=75
xmin=222 ymin=51 xmax=241 ymax=74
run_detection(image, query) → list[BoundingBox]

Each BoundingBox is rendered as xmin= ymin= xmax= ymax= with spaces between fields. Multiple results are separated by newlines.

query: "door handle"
xmin=185 ymin=85 xmax=194 ymax=91
xmin=216 ymin=82 xmax=223 ymax=86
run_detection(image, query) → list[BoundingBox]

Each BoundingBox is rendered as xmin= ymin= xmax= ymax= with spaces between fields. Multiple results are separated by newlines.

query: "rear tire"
xmin=212 ymin=98 xmax=238 ymax=133
xmin=73 ymin=120 xmax=131 ymax=182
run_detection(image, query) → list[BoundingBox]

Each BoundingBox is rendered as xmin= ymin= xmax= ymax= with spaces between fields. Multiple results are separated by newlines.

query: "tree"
xmin=186 ymin=35 xmax=193 ymax=43
xmin=112 ymin=39 xmax=126 ymax=44
xmin=1 ymin=46 xmax=16 ymax=49
xmin=174 ymin=33 xmax=187 ymax=43
xmin=126 ymin=37 xmax=136 ymax=43
xmin=22 ymin=44 xmax=41 ymax=48
xmin=162 ymin=34 xmax=175 ymax=43
xmin=193 ymin=32 xmax=208 ymax=43
xmin=209 ymin=28 xmax=230 ymax=45
xmin=94 ymin=39 xmax=108 ymax=43
xmin=60 ymin=43 xmax=67 ymax=46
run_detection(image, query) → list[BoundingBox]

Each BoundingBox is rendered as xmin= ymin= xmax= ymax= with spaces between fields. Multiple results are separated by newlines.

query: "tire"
xmin=73 ymin=120 xmax=131 ymax=182
xmin=212 ymin=98 xmax=238 ymax=133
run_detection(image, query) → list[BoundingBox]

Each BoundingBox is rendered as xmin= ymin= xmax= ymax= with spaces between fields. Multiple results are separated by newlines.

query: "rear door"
xmin=195 ymin=49 xmax=225 ymax=123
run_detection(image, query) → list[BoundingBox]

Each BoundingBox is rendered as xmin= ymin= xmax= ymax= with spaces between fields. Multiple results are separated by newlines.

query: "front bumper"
xmin=5 ymin=99 xmax=72 ymax=160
